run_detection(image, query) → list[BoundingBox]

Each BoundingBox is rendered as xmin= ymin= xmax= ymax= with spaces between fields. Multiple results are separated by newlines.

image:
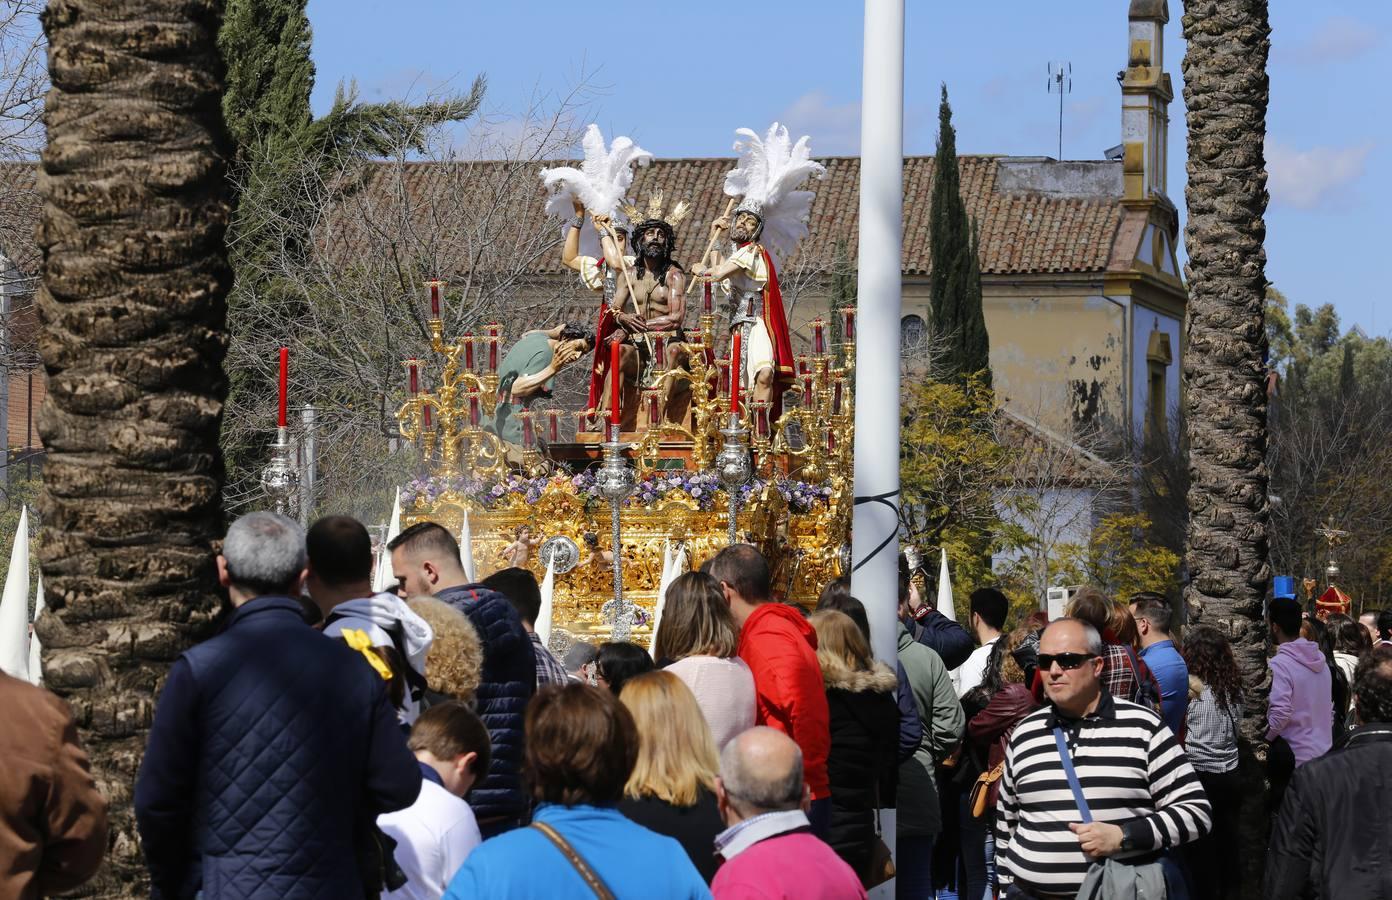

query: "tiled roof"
xmin=322 ymin=156 xmax=1124 ymax=279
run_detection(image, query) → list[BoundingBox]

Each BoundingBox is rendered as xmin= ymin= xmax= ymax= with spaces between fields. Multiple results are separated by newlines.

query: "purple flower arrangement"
xmin=405 ymin=469 xmax=835 ymax=514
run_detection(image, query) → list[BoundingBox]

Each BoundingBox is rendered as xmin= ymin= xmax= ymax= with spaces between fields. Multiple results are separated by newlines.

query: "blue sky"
xmin=306 ymin=1 xmax=1387 ymax=335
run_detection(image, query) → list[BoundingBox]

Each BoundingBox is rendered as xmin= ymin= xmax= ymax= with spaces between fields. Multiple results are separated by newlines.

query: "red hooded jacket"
xmin=737 ymin=603 xmax=831 ymax=800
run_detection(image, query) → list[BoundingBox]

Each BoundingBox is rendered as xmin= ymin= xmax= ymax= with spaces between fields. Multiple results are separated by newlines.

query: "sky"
xmin=306 ymin=0 xmax=1388 ymax=336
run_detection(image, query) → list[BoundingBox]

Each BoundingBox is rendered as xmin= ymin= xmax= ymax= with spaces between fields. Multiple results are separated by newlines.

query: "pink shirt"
xmin=712 ymin=832 xmax=866 ymax=900
xmin=666 ymin=655 xmax=757 ymax=750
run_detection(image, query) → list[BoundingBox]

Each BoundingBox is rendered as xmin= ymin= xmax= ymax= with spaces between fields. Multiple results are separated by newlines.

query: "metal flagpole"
xmin=852 ymin=0 xmax=905 ymax=669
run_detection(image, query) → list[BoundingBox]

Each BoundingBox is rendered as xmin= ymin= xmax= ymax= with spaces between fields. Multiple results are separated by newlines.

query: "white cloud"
xmin=1278 ymin=15 xmax=1381 ymax=66
xmin=775 ymin=91 xmax=861 ymax=156
xmin=1265 ymin=139 xmax=1373 ymax=209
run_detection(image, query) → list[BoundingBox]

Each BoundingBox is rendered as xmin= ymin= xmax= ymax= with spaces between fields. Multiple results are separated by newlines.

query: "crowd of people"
xmin=5 ymin=509 xmax=1392 ymax=899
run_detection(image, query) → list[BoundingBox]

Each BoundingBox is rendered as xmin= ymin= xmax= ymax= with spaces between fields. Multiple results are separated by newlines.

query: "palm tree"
xmin=1180 ymin=0 xmax=1272 ymax=892
xmin=37 ymin=0 xmax=230 ymax=889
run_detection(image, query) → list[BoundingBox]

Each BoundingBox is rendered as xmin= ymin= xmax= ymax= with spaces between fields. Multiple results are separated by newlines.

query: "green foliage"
xmin=1052 ymin=513 xmax=1181 ymax=600
xmin=828 ymin=240 xmax=855 ymax=365
xmin=217 ymin=1 xmax=485 ymax=509
xmin=899 ymin=374 xmax=1010 ymax=586
xmin=928 ymin=84 xmax=989 ymax=387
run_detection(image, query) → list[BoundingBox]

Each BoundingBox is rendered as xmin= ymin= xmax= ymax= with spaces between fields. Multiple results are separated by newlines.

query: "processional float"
xmin=389 ymin=124 xmax=855 ymax=654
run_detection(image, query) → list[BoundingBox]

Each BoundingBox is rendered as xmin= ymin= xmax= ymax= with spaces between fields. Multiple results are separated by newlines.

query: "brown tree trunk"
xmin=1180 ymin=1 xmax=1272 ymax=896
xmin=36 ymin=1 xmax=230 ymax=894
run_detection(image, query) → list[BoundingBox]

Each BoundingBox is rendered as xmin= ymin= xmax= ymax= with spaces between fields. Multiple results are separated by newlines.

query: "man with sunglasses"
xmin=994 ymin=618 xmax=1210 ymax=899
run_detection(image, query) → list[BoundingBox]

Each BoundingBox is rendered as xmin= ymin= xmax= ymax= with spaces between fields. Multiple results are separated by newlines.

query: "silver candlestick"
xmin=715 ymin=413 xmax=752 ymax=546
xmin=593 ymin=427 xmax=636 ymax=640
xmin=260 ymin=425 xmax=300 ymax=517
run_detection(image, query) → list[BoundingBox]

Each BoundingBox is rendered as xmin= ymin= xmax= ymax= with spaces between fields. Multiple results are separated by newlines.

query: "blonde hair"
xmin=619 ymin=671 xmax=718 ymax=806
xmin=652 ymin=571 xmax=739 ymax=662
xmin=810 ymin=609 xmax=875 ymax=682
xmin=407 ymin=595 xmax=484 ymax=702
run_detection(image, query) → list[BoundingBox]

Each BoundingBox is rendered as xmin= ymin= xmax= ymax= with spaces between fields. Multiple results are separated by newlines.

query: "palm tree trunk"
xmin=1181 ymin=1 xmax=1272 ymax=895
xmin=37 ymin=1 xmax=230 ymax=892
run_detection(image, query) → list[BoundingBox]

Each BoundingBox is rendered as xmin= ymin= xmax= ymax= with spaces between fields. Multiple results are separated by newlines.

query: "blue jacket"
xmin=1140 ymin=639 xmax=1190 ymax=737
xmin=134 ymin=596 xmax=421 ymax=899
xmin=443 ymin=803 xmax=710 ymax=899
xmin=435 ymin=584 xmax=536 ymax=824
xmin=903 ymin=608 xmax=974 ymax=670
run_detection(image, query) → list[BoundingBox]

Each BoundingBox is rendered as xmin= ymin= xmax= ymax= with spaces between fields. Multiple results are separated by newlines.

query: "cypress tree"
xmin=217 ymin=0 xmax=484 ymax=508
xmin=927 ymin=84 xmax=990 ymax=386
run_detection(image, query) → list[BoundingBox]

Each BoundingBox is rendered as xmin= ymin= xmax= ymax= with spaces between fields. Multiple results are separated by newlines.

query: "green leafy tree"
xmin=1055 ymin=513 xmax=1181 ymax=600
xmin=218 ymin=0 xmax=484 ymax=509
xmin=927 ymin=84 xmax=989 ymax=386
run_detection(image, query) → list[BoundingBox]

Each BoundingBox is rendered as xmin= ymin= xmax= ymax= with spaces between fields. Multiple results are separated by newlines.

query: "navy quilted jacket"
xmin=134 ymin=596 xmax=422 ymax=899
xmin=435 ymin=583 xmax=536 ymax=824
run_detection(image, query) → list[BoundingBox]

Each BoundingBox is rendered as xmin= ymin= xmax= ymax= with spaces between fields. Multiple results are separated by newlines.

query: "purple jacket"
xmin=1266 ymin=638 xmax=1333 ymax=765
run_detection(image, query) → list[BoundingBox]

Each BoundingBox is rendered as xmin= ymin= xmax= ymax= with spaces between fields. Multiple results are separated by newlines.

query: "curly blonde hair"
xmin=407 ymin=595 xmax=484 ymax=702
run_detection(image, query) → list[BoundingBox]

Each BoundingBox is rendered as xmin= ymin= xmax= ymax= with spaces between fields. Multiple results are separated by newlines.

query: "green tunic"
xmin=490 ymin=331 xmax=555 ymax=445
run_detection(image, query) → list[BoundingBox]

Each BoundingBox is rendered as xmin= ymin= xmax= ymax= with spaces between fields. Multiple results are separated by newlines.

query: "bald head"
xmin=718 ymin=726 xmax=805 ymax=820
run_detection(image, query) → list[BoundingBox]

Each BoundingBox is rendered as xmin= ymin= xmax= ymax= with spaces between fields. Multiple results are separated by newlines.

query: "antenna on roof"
xmin=1047 ymin=61 xmax=1072 ymax=160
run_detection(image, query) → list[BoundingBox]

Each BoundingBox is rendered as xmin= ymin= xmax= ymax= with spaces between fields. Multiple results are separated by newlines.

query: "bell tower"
xmin=1121 ymin=0 xmax=1173 ymax=203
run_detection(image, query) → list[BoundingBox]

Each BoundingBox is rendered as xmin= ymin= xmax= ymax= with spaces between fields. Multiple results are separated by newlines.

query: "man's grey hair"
xmin=1043 ymin=617 xmax=1105 ymax=657
xmin=719 ymin=730 xmax=804 ymax=814
xmin=222 ymin=512 xmax=307 ymax=596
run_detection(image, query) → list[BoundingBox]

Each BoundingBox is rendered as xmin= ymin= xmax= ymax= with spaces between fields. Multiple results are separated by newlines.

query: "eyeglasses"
xmin=1038 ymin=652 xmax=1097 ymax=672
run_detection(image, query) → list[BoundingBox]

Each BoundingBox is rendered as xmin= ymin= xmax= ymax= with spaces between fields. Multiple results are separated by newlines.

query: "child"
xmin=379 ymin=702 xmax=491 ymax=898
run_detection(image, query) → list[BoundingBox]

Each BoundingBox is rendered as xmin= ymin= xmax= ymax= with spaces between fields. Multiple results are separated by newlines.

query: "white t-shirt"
xmin=954 ymin=636 xmax=999 ymax=698
xmin=379 ymin=779 xmax=481 ymax=899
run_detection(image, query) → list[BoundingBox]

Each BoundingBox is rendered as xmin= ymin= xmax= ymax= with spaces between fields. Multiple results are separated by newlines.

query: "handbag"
xmin=862 ymin=778 xmax=896 ymax=889
xmin=531 ymin=821 xmax=617 ymax=900
xmin=968 ymin=759 xmax=1006 ymax=819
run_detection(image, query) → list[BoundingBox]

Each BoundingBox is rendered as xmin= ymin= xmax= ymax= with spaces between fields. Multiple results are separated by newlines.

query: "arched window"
xmin=901 ymin=314 xmax=927 ymax=355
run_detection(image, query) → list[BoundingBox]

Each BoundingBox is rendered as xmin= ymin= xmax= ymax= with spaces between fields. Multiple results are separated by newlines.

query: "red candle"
xmin=428 ymin=281 xmax=441 ymax=317
xmin=755 ymin=403 xmax=769 ymax=437
xmin=647 ymin=390 xmax=660 ymax=426
xmin=843 ymin=308 xmax=856 ymax=342
xmin=813 ymin=318 xmax=826 ymax=356
xmin=522 ymin=413 xmax=535 ymax=449
xmin=802 ymin=372 xmax=815 ymax=406
xmin=277 ymin=347 xmax=288 ymax=427
xmin=717 ymin=360 xmax=731 ymax=398
xmin=609 ymin=339 xmax=622 ymax=426
xmin=488 ymin=325 xmax=499 ymax=373
xmin=653 ymin=335 xmax=666 ymax=371
xmin=729 ymin=331 xmax=742 ymax=414
xmin=463 ymin=333 xmax=474 ymax=370
xmin=468 ymin=392 xmax=480 ymax=427
xmin=702 ymin=281 xmax=713 ymax=315
xmin=548 ymin=410 xmax=560 ymax=443
xmin=832 ymin=379 xmax=843 ymax=415
xmin=423 ymin=400 xmax=432 ymax=428
xmin=407 ymin=359 xmax=419 ymax=394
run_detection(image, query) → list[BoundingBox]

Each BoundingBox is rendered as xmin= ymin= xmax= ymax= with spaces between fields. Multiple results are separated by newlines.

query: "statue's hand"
xmin=711 ymin=216 xmax=730 ymax=236
xmin=592 ymin=213 xmax=611 ymax=230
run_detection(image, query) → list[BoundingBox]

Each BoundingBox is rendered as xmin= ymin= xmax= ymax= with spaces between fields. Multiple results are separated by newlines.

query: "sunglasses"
xmin=1038 ymin=652 xmax=1097 ymax=672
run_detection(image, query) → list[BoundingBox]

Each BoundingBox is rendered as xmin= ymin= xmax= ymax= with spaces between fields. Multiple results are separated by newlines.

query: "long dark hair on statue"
xmin=630 ymin=219 xmax=683 ymax=286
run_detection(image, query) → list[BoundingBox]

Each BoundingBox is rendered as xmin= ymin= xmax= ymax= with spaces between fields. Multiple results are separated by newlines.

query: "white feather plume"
xmin=722 ymin=123 xmax=826 ymax=263
xmin=541 ymin=124 xmax=652 ymax=220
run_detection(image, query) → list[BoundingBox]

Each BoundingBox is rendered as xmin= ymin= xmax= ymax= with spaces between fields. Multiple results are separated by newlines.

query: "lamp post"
xmin=594 ymin=429 xmax=636 ymax=640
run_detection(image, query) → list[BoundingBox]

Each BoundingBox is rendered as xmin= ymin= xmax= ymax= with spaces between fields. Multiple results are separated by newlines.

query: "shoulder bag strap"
xmin=1053 ymin=726 xmax=1093 ymax=824
xmin=530 ymin=821 xmax=617 ymax=900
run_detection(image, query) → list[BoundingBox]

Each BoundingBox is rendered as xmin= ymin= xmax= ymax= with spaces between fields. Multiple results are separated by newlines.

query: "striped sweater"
xmin=995 ymin=690 xmax=1211 ymax=896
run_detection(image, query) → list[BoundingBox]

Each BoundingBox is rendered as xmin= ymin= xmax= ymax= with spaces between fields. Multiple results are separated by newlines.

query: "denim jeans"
xmin=896 ymin=834 xmax=936 ymax=899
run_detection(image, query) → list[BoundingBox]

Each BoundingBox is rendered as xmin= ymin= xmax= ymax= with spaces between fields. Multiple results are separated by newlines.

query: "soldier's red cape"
xmin=585 ymin=261 xmax=622 ymax=416
xmin=745 ymin=243 xmax=797 ymax=419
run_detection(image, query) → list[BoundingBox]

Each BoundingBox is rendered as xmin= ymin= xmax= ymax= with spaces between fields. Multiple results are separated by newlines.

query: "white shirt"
xmin=954 ymin=636 xmax=999 ymax=698
xmin=379 ymin=779 xmax=481 ymax=899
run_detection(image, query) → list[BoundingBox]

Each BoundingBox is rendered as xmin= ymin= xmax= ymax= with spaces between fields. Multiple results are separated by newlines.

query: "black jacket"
xmin=822 ymin=662 xmax=900 ymax=877
xmin=435 ymin=583 xmax=536 ymax=824
xmin=619 ymin=788 xmax=724 ymax=884
xmin=1266 ymin=723 xmax=1392 ymax=899
xmin=903 ymin=608 xmax=973 ymax=670
xmin=134 ymin=596 xmax=421 ymax=899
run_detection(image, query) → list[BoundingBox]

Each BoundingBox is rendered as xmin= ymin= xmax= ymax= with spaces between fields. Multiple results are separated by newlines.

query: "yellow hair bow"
xmin=341 ymin=628 xmax=394 ymax=681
